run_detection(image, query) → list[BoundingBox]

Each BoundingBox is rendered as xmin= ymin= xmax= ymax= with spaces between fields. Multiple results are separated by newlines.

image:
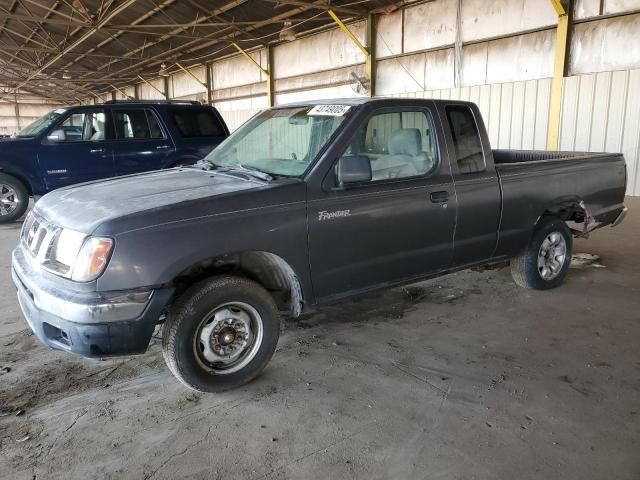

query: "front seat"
xmin=386 ymin=128 xmax=434 ymax=177
xmin=90 ymin=116 xmax=105 ymax=141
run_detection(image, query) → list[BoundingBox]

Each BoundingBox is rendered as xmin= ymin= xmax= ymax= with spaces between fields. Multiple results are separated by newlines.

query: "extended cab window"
xmin=56 ymin=110 xmax=107 ymax=142
xmin=113 ymin=109 xmax=163 ymax=140
xmin=170 ymin=108 xmax=224 ymax=137
xmin=341 ymin=110 xmax=438 ymax=182
xmin=446 ymin=105 xmax=485 ymax=174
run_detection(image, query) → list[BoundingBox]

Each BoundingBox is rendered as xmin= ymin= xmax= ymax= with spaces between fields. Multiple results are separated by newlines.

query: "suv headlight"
xmin=71 ymin=236 xmax=114 ymax=282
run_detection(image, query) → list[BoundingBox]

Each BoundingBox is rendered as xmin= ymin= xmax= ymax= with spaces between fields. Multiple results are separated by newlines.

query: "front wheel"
xmin=0 ymin=174 xmax=29 ymax=223
xmin=162 ymin=276 xmax=280 ymax=392
xmin=510 ymin=216 xmax=573 ymax=290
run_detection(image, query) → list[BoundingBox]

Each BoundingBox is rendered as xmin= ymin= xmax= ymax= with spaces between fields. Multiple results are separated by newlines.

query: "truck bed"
xmin=492 ymin=149 xmax=627 ymax=258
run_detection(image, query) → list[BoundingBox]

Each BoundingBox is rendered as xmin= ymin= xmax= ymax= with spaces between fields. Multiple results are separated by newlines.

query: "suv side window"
xmin=340 ymin=109 xmax=438 ymax=182
xmin=57 ymin=110 xmax=107 ymax=142
xmin=445 ymin=105 xmax=485 ymax=174
xmin=170 ymin=108 xmax=224 ymax=137
xmin=112 ymin=109 xmax=164 ymax=140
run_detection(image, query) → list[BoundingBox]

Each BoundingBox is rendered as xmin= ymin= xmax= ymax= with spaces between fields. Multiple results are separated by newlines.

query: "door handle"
xmin=156 ymin=145 xmax=170 ymax=150
xmin=89 ymin=148 xmax=104 ymax=153
xmin=430 ymin=191 xmax=449 ymax=203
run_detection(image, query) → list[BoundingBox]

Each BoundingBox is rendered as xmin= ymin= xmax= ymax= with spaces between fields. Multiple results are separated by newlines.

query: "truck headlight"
xmin=71 ymin=236 xmax=114 ymax=282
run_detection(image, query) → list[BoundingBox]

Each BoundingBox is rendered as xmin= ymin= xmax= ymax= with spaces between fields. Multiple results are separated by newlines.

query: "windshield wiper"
xmin=213 ymin=164 xmax=273 ymax=182
xmin=237 ymin=164 xmax=274 ymax=181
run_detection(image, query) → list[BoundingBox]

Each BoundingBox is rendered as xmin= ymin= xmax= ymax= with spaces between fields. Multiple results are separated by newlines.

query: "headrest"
xmin=388 ymin=128 xmax=422 ymax=156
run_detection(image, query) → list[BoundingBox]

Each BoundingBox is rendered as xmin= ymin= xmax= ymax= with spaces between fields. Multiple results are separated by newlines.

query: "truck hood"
xmin=35 ymin=168 xmax=262 ymax=233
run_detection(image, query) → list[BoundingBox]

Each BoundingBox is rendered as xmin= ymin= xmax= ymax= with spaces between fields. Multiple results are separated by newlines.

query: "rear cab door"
xmin=307 ymin=101 xmax=457 ymax=301
xmin=110 ymin=106 xmax=176 ymax=175
xmin=164 ymin=106 xmax=229 ymax=164
xmin=437 ymin=102 xmax=501 ymax=266
xmin=37 ymin=106 xmax=115 ymax=190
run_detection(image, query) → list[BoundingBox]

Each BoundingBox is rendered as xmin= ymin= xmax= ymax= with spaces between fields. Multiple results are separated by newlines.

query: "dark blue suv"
xmin=0 ymin=100 xmax=229 ymax=222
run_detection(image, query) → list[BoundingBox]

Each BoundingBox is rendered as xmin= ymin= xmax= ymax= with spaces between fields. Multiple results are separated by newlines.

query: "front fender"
xmin=95 ymin=201 xmax=313 ymax=305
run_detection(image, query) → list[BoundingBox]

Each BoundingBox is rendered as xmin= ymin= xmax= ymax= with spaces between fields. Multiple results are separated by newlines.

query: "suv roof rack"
xmin=103 ymin=99 xmax=203 ymax=105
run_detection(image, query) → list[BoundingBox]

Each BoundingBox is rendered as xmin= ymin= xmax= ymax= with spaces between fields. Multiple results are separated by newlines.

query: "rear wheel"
xmin=162 ymin=276 xmax=280 ymax=392
xmin=0 ymin=174 xmax=28 ymax=223
xmin=510 ymin=216 xmax=572 ymax=290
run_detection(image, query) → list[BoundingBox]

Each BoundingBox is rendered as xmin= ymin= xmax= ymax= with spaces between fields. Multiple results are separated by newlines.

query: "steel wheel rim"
xmin=537 ymin=231 xmax=567 ymax=280
xmin=193 ymin=302 xmax=264 ymax=375
xmin=0 ymin=184 xmax=19 ymax=216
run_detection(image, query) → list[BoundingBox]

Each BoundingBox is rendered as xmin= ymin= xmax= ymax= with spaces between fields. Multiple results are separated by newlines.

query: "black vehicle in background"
xmin=0 ymin=100 xmax=229 ymax=222
xmin=12 ymin=98 xmax=627 ymax=392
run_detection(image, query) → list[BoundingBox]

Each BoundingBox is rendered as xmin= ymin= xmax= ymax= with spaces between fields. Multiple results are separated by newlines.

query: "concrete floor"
xmin=0 ymin=199 xmax=639 ymax=480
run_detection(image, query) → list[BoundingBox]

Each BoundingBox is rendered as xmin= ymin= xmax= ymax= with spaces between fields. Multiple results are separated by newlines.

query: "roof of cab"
xmin=277 ymin=97 xmax=473 ymax=108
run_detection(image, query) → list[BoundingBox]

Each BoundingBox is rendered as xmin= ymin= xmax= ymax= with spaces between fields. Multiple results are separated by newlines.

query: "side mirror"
xmin=336 ymin=155 xmax=372 ymax=186
xmin=46 ymin=129 xmax=66 ymax=142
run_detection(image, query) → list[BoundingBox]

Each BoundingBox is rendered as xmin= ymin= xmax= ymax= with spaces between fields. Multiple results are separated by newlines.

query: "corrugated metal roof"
xmin=0 ymin=0 xmax=403 ymax=102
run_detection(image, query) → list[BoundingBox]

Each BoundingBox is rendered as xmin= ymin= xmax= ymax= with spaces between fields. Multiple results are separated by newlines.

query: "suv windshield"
xmin=16 ymin=108 xmax=67 ymax=138
xmin=204 ymin=105 xmax=351 ymax=177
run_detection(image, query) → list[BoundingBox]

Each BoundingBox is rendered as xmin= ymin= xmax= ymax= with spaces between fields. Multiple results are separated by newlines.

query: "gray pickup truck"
xmin=12 ymin=98 xmax=627 ymax=392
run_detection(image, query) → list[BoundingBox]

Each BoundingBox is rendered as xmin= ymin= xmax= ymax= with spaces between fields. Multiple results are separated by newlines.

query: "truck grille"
xmin=21 ymin=212 xmax=73 ymax=277
xmin=23 ymin=213 xmax=56 ymax=258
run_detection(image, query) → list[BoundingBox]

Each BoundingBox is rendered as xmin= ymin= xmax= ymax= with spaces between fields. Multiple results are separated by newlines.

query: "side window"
xmin=445 ymin=106 xmax=485 ymax=174
xmin=341 ymin=109 xmax=438 ymax=182
xmin=113 ymin=109 xmax=163 ymax=140
xmin=170 ymin=108 xmax=224 ymax=137
xmin=57 ymin=110 xmax=107 ymax=142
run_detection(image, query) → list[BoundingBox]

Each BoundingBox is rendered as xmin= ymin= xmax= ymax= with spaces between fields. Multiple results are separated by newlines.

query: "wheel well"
xmin=540 ymin=199 xmax=586 ymax=224
xmin=0 ymin=170 xmax=32 ymax=196
xmin=171 ymin=251 xmax=304 ymax=318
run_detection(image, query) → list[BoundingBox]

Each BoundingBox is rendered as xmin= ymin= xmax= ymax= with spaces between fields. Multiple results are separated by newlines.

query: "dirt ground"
xmin=1 ymin=199 xmax=639 ymax=480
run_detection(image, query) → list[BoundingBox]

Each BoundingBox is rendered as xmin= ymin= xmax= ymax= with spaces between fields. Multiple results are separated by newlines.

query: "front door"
xmin=38 ymin=108 xmax=114 ymax=190
xmin=111 ymin=107 xmax=176 ymax=175
xmin=308 ymin=106 xmax=456 ymax=302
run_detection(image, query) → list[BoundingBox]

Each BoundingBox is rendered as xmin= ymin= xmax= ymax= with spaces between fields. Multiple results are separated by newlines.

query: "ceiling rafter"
xmin=0 ymin=0 xmax=138 ymax=101
xmin=0 ymin=0 xmax=398 ymax=101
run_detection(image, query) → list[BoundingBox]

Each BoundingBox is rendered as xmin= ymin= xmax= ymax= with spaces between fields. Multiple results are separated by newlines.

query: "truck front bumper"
xmin=12 ymin=247 xmax=173 ymax=358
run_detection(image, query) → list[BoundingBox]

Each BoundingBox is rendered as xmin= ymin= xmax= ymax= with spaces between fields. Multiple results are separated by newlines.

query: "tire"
xmin=510 ymin=216 xmax=573 ymax=290
xmin=162 ymin=275 xmax=280 ymax=392
xmin=0 ymin=173 xmax=29 ymax=224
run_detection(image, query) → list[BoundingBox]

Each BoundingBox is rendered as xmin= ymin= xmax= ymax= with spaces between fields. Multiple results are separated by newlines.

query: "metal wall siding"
xmin=558 ymin=69 xmax=640 ymax=195
xmin=623 ymin=70 xmax=640 ymax=196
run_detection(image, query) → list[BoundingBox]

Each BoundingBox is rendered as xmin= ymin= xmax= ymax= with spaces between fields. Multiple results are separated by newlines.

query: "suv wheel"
xmin=510 ymin=216 xmax=573 ymax=290
xmin=162 ymin=276 xmax=280 ymax=392
xmin=0 ymin=174 xmax=29 ymax=223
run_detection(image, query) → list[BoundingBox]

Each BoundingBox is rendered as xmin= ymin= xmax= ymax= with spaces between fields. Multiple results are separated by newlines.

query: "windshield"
xmin=16 ymin=108 xmax=67 ymax=138
xmin=204 ymin=105 xmax=352 ymax=177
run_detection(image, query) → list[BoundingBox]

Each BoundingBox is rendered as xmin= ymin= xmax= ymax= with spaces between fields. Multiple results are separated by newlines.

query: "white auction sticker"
xmin=308 ymin=105 xmax=351 ymax=116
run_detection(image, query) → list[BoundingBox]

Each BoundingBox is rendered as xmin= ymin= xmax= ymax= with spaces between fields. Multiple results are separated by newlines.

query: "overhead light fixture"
xmin=159 ymin=63 xmax=170 ymax=77
xmin=61 ymin=71 xmax=72 ymax=80
xmin=279 ymin=20 xmax=297 ymax=42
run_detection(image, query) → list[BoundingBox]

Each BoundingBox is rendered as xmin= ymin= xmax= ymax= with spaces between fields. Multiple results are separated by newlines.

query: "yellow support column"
xmin=232 ymin=42 xmax=271 ymax=106
xmin=547 ymin=0 xmax=569 ymax=150
xmin=137 ymin=75 xmax=165 ymax=98
xmin=328 ymin=9 xmax=373 ymax=97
